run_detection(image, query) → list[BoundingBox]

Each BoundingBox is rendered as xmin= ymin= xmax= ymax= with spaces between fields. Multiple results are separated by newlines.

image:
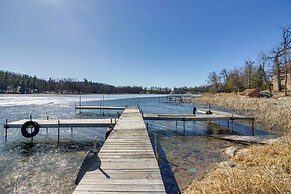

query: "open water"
xmin=0 ymin=94 xmax=277 ymax=193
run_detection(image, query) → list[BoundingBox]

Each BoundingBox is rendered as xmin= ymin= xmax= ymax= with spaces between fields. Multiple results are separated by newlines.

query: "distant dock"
xmin=143 ymin=109 xmax=255 ymax=135
xmin=75 ymin=106 xmax=126 ymax=111
xmin=143 ymin=113 xmax=254 ymax=121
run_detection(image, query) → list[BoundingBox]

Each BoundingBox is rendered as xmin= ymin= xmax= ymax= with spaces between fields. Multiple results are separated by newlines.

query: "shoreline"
xmin=183 ymin=94 xmax=291 ymax=193
xmin=192 ymin=93 xmax=291 ymax=133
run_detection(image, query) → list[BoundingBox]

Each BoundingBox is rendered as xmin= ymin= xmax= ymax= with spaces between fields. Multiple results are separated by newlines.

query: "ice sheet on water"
xmin=0 ymin=94 xmax=161 ymax=107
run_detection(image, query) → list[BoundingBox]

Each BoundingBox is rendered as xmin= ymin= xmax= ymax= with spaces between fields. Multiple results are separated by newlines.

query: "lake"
xmin=0 ymin=94 xmax=275 ymax=193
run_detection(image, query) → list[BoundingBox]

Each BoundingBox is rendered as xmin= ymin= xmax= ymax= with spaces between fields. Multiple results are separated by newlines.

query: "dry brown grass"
xmin=183 ymin=137 xmax=291 ymax=194
xmin=193 ymin=93 xmax=291 ymax=132
xmin=185 ymin=94 xmax=291 ymax=193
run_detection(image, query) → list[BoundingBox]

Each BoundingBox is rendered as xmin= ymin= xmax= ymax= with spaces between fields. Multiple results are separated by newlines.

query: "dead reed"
xmin=193 ymin=94 xmax=291 ymax=132
xmin=183 ymin=137 xmax=291 ymax=194
xmin=184 ymin=94 xmax=291 ymax=193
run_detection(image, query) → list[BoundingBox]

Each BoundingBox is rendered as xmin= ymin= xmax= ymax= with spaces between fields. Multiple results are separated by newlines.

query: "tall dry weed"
xmin=193 ymin=95 xmax=291 ymax=132
xmin=183 ymin=138 xmax=291 ymax=194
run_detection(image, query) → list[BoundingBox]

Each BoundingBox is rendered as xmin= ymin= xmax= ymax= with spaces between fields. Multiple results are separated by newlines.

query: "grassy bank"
xmin=192 ymin=93 xmax=291 ymax=133
xmin=183 ymin=137 xmax=291 ymax=193
xmin=183 ymin=94 xmax=291 ymax=193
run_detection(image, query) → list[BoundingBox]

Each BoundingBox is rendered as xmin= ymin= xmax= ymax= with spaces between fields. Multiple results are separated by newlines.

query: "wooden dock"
xmin=143 ymin=113 xmax=254 ymax=121
xmin=209 ymin=134 xmax=276 ymax=145
xmin=73 ymin=108 xmax=166 ymax=193
xmin=75 ymin=106 xmax=126 ymax=110
xmin=143 ymin=110 xmax=255 ymax=136
xmin=5 ymin=119 xmax=116 ymax=129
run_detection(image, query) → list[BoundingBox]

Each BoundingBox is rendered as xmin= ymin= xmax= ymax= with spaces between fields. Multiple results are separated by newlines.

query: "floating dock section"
xmin=73 ymin=108 xmax=166 ymax=193
xmin=143 ymin=109 xmax=254 ymax=122
xmin=5 ymin=119 xmax=116 ymax=129
xmin=143 ymin=113 xmax=254 ymax=121
xmin=209 ymin=134 xmax=276 ymax=145
xmin=143 ymin=109 xmax=255 ymax=135
xmin=75 ymin=106 xmax=126 ymax=111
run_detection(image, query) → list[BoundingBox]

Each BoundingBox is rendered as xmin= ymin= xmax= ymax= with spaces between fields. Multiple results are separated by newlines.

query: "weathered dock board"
xmin=209 ymin=134 xmax=276 ymax=145
xmin=75 ymin=106 xmax=126 ymax=110
xmin=73 ymin=108 xmax=166 ymax=194
xmin=143 ymin=113 xmax=254 ymax=121
xmin=5 ymin=119 xmax=116 ymax=128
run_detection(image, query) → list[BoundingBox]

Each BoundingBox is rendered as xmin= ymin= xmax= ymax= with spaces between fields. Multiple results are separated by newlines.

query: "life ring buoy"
xmin=21 ymin=121 xmax=40 ymax=138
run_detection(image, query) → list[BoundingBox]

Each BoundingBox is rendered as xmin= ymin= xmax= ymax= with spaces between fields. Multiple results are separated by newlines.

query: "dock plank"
xmin=5 ymin=119 xmax=116 ymax=128
xmin=76 ymin=106 xmax=126 ymax=110
xmin=209 ymin=134 xmax=275 ymax=144
xmin=75 ymin=184 xmax=165 ymax=192
xmin=143 ymin=113 xmax=254 ymax=121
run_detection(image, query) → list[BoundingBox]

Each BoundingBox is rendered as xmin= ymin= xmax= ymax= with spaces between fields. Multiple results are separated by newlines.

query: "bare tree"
xmin=280 ymin=25 xmax=291 ymax=96
xmin=227 ymin=68 xmax=242 ymax=94
xmin=220 ymin=68 xmax=229 ymax=90
xmin=242 ymin=60 xmax=256 ymax=88
xmin=270 ymin=47 xmax=283 ymax=91
xmin=207 ymin=71 xmax=221 ymax=93
xmin=258 ymin=51 xmax=272 ymax=93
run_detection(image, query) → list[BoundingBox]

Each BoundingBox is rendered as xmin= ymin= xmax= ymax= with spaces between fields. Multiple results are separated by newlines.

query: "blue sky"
xmin=0 ymin=0 xmax=291 ymax=88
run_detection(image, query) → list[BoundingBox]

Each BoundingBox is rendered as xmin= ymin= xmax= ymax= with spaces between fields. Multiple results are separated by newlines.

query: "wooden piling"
xmin=57 ymin=120 xmax=60 ymax=145
xmin=155 ymin=131 xmax=160 ymax=167
xmin=252 ymin=120 xmax=255 ymax=136
xmin=46 ymin=116 xmax=49 ymax=134
xmin=5 ymin=119 xmax=8 ymax=141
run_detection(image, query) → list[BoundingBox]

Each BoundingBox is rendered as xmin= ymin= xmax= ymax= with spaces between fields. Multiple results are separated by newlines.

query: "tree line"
xmin=0 ymin=70 xmax=206 ymax=94
xmin=208 ymin=25 xmax=291 ymax=95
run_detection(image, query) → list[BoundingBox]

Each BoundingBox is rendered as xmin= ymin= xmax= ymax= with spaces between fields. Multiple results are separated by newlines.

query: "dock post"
xmin=251 ymin=120 xmax=255 ymax=136
xmin=29 ymin=115 xmax=33 ymax=141
xmin=46 ymin=116 xmax=49 ymax=134
xmin=227 ymin=120 xmax=230 ymax=129
xmin=79 ymin=95 xmax=82 ymax=114
xmin=231 ymin=114 xmax=234 ymax=133
xmin=4 ymin=119 xmax=8 ymax=141
xmin=57 ymin=120 xmax=60 ymax=145
xmin=110 ymin=119 xmax=113 ymax=128
xmin=71 ymin=127 xmax=73 ymax=134
xmin=146 ymin=123 xmax=149 ymax=131
xmin=154 ymin=131 xmax=160 ymax=166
